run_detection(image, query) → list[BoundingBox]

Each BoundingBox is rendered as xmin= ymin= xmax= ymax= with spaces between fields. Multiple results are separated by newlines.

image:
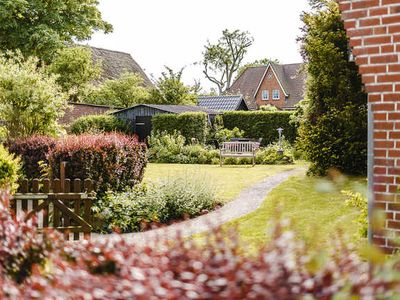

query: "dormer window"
xmin=272 ymin=90 xmax=280 ymax=100
xmin=262 ymin=90 xmax=269 ymax=100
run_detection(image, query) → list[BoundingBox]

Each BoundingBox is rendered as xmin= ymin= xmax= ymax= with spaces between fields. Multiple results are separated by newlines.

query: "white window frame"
xmin=261 ymin=90 xmax=269 ymax=100
xmin=272 ymin=90 xmax=280 ymax=100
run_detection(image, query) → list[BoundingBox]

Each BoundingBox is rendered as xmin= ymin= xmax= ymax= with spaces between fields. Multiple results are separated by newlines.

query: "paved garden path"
xmin=92 ymin=168 xmax=304 ymax=244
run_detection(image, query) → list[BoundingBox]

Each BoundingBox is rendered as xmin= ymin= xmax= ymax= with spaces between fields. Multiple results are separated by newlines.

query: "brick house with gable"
xmin=338 ymin=0 xmax=400 ymax=252
xmin=228 ymin=62 xmax=306 ymax=110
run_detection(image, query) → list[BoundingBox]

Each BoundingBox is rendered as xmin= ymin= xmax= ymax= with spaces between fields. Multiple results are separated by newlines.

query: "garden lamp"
xmin=277 ymin=128 xmax=284 ymax=155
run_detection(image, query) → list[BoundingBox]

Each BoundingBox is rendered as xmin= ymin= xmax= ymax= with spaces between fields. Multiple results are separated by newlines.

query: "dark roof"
xmin=114 ymin=104 xmax=220 ymax=115
xmin=228 ymin=63 xmax=306 ymax=109
xmin=197 ymin=95 xmax=248 ymax=111
xmin=90 ymin=46 xmax=153 ymax=87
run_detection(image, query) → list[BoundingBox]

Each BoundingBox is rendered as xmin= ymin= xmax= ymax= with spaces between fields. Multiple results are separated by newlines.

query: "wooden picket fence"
xmin=10 ymin=177 xmax=95 ymax=240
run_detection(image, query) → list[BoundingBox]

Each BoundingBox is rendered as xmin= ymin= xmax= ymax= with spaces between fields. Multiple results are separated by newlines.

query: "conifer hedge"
xmin=151 ymin=112 xmax=208 ymax=144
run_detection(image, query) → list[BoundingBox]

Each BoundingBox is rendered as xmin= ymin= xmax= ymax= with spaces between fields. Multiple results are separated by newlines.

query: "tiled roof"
xmin=90 ymin=46 xmax=153 ymax=87
xmin=198 ymin=95 xmax=248 ymax=111
xmin=228 ymin=63 xmax=306 ymax=109
xmin=114 ymin=104 xmax=220 ymax=116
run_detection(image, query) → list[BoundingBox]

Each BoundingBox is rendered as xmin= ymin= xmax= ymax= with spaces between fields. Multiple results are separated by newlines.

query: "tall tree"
xmin=297 ymin=0 xmax=367 ymax=176
xmin=47 ymin=46 xmax=101 ymax=101
xmin=0 ymin=53 xmax=68 ymax=138
xmin=0 ymin=0 xmax=112 ymax=62
xmin=150 ymin=67 xmax=198 ymax=105
xmin=87 ymin=72 xmax=150 ymax=108
xmin=237 ymin=58 xmax=280 ymax=78
xmin=202 ymin=29 xmax=254 ymax=94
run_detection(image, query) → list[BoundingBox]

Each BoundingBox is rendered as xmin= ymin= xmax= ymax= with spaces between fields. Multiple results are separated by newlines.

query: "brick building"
xmin=228 ymin=62 xmax=306 ymax=110
xmin=338 ymin=0 xmax=400 ymax=252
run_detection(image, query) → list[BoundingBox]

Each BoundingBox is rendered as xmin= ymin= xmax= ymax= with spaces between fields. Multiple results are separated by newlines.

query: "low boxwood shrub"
xmin=70 ymin=115 xmax=131 ymax=135
xmin=94 ymin=174 xmax=218 ymax=233
xmin=222 ymin=111 xmax=297 ymax=146
xmin=6 ymin=135 xmax=56 ymax=179
xmin=0 ymin=145 xmax=20 ymax=191
xmin=152 ymin=112 xmax=208 ymax=144
xmin=48 ymin=133 xmax=147 ymax=195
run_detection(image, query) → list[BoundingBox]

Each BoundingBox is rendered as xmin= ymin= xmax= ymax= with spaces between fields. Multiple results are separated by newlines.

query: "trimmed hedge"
xmin=6 ymin=135 xmax=57 ymax=178
xmin=48 ymin=133 xmax=147 ymax=195
xmin=222 ymin=111 xmax=297 ymax=146
xmin=70 ymin=115 xmax=131 ymax=135
xmin=152 ymin=112 xmax=208 ymax=144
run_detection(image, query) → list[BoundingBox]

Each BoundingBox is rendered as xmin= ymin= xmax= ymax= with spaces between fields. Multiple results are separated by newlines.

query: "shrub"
xmin=0 ymin=192 xmax=55 ymax=283
xmin=297 ymin=2 xmax=367 ymax=176
xmin=6 ymin=136 xmax=57 ymax=179
xmin=70 ymin=115 xmax=131 ymax=135
xmin=48 ymin=133 xmax=147 ymax=195
xmin=214 ymin=127 xmax=244 ymax=144
xmin=255 ymin=140 xmax=294 ymax=165
xmin=0 ymin=146 xmax=20 ymax=191
xmin=342 ymin=190 xmax=368 ymax=238
xmin=148 ymin=131 xmax=219 ymax=164
xmin=1 ymin=187 xmax=399 ymax=299
xmin=152 ymin=112 xmax=208 ymax=144
xmin=0 ymin=53 xmax=68 ymax=139
xmin=95 ymin=174 xmax=218 ymax=233
xmin=222 ymin=111 xmax=297 ymax=146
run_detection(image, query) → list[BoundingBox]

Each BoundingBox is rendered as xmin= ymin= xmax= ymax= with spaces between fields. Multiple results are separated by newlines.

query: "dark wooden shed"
xmin=113 ymin=104 xmax=219 ymax=141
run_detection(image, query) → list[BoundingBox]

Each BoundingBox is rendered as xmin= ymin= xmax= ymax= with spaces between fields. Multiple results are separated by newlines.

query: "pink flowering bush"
xmin=0 ymin=191 xmax=399 ymax=299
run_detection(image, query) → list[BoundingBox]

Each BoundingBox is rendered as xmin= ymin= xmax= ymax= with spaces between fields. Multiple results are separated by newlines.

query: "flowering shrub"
xmin=95 ymin=174 xmax=218 ymax=233
xmin=0 ymin=191 xmax=399 ymax=298
xmin=48 ymin=133 xmax=148 ymax=195
xmin=6 ymin=135 xmax=56 ymax=178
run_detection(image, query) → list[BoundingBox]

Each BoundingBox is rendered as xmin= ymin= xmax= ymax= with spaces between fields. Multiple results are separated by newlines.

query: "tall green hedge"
xmin=222 ymin=111 xmax=297 ymax=146
xmin=70 ymin=115 xmax=131 ymax=135
xmin=152 ymin=112 xmax=208 ymax=144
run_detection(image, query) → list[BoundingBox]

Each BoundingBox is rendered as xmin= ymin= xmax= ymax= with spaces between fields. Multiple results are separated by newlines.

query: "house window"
xmin=262 ymin=90 xmax=269 ymax=100
xmin=272 ymin=90 xmax=280 ymax=100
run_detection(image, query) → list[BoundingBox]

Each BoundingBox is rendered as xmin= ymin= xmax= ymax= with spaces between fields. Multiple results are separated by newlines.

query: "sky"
xmin=88 ymin=0 xmax=311 ymax=91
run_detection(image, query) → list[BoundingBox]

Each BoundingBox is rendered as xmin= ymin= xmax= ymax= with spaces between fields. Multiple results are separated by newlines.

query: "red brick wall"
xmin=338 ymin=0 xmax=400 ymax=252
xmin=59 ymin=103 xmax=113 ymax=125
xmin=255 ymin=67 xmax=286 ymax=109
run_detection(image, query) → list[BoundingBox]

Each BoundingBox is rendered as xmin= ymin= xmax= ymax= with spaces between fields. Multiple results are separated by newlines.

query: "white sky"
xmin=88 ymin=0 xmax=310 ymax=92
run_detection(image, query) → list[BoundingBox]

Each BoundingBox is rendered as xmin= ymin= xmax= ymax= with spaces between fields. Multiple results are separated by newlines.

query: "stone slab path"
xmin=92 ymin=168 xmax=304 ymax=244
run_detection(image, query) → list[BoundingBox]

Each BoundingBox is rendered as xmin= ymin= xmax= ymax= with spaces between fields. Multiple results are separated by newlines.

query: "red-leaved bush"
xmin=6 ymin=135 xmax=57 ymax=178
xmin=48 ymin=133 xmax=147 ymax=195
xmin=1 ymin=192 xmax=399 ymax=299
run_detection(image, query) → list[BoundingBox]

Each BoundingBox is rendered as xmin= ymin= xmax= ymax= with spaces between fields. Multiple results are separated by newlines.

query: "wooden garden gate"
xmin=10 ymin=177 xmax=95 ymax=240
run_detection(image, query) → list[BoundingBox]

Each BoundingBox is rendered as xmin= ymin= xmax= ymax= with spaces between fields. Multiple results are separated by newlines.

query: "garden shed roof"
xmin=197 ymin=95 xmax=249 ymax=111
xmin=114 ymin=104 xmax=220 ymax=116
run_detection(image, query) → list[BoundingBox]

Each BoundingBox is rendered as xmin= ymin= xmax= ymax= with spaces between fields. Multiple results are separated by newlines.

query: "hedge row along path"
xmin=92 ymin=168 xmax=305 ymax=244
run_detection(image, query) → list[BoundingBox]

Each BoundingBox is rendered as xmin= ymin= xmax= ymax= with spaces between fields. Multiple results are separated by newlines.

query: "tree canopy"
xmin=47 ymin=46 xmax=101 ymax=101
xmin=150 ymin=67 xmax=199 ymax=105
xmin=237 ymin=58 xmax=280 ymax=78
xmin=297 ymin=0 xmax=367 ymax=176
xmin=0 ymin=53 xmax=68 ymax=138
xmin=0 ymin=0 xmax=112 ymax=61
xmin=87 ymin=72 xmax=150 ymax=108
xmin=202 ymin=29 xmax=254 ymax=94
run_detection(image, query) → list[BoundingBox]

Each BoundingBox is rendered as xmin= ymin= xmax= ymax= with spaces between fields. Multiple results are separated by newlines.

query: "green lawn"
xmin=144 ymin=163 xmax=303 ymax=203
xmin=226 ymin=173 xmax=367 ymax=251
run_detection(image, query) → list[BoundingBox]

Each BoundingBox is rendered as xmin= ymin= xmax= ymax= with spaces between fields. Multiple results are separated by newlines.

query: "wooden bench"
xmin=220 ymin=141 xmax=260 ymax=166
